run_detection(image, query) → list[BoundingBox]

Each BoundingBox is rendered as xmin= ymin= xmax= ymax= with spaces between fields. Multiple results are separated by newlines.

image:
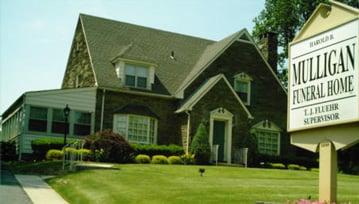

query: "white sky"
xmin=0 ymin=0 xmax=265 ymax=114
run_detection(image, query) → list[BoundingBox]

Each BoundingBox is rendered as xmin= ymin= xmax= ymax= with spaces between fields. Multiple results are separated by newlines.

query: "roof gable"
xmin=175 ymin=74 xmax=253 ymax=119
xmin=293 ymin=0 xmax=359 ymax=42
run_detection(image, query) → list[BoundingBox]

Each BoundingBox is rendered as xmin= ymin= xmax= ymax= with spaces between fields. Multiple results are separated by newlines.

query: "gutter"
xmin=185 ymin=110 xmax=191 ymax=154
xmin=100 ymin=89 xmax=106 ymax=131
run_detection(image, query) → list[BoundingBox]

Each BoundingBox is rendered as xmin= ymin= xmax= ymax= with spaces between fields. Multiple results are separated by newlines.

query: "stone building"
xmin=1 ymin=14 xmax=289 ymax=163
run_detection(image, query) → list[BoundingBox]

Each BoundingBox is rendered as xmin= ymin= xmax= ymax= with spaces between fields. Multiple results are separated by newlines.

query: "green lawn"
xmin=45 ymin=164 xmax=359 ymax=204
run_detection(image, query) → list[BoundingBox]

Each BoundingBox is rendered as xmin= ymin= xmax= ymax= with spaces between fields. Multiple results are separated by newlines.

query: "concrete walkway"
xmin=0 ymin=169 xmax=32 ymax=204
xmin=15 ymin=175 xmax=68 ymax=204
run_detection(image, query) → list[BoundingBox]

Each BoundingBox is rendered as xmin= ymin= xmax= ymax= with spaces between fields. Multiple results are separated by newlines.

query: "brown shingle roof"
xmin=80 ymin=14 xmax=216 ymax=95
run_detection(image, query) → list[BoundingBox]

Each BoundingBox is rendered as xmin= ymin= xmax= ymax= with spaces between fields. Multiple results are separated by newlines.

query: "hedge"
xmin=135 ymin=154 xmax=151 ymax=164
xmin=151 ymin=155 xmax=169 ymax=164
xmin=46 ymin=149 xmax=64 ymax=160
xmin=131 ymin=144 xmax=184 ymax=157
xmin=31 ymin=137 xmax=79 ymax=160
xmin=168 ymin=156 xmax=183 ymax=164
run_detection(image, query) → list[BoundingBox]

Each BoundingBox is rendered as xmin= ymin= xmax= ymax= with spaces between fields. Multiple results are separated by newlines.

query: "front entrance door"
xmin=213 ymin=120 xmax=225 ymax=161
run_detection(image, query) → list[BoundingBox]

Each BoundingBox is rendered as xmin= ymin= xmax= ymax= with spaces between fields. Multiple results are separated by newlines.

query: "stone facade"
xmin=189 ymin=80 xmax=250 ymax=154
xmin=62 ymin=23 xmax=96 ymax=89
xmin=95 ymin=89 xmax=182 ymax=145
xmin=184 ymin=40 xmax=290 ymax=155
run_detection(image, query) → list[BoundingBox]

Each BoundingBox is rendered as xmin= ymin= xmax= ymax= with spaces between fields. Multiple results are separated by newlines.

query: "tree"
xmin=253 ymin=0 xmax=359 ymax=85
xmin=190 ymin=122 xmax=211 ymax=165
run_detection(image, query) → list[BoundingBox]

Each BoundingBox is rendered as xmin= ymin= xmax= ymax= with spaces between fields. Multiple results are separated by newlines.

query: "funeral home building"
xmin=1 ymin=14 xmax=289 ymax=163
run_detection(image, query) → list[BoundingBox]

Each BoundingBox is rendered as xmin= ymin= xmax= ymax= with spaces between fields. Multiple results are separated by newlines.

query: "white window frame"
xmin=251 ymin=120 xmax=281 ymax=156
xmin=255 ymin=129 xmax=280 ymax=156
xmin=124 ymin=64 xmax=150 ymax=89
xmin=234 ymin=73 xmax=252 ymax=105
xmin=113 ymin=114 xmax=158 ymax=144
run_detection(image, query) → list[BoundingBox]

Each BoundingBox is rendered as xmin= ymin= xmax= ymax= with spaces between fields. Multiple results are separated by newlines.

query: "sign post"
xmin=288 ymin=2 xmax=359 ymax=203
xmin=319 ymin=141 xmax=337 ymax=202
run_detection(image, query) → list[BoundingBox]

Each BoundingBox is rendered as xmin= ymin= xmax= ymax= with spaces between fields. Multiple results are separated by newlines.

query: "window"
xmin=256 ymin=130 xmax=280 ymax=156
xmin=125 ymin=64 xmax=149 ymax=89
xmin=29 ymin=107 xmax=48 ymax=132
xmin=234 ymin=73 xmax=252 ymax=105
xmin=113 ymin=114 xmax=157 ymax=144
xmin=74 ymin=112 xmax=91 ymax=136
xmin=51 ymin=109 xmax=68 ymax=134
xmin=251 ymin=120 xmax=281 ymax=156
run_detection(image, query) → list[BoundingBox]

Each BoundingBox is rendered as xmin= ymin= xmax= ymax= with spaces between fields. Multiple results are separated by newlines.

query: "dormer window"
xmin=234 ymin=73 xmax=252 ymax=105
xmin=113 ymin=59 xmax=155 ymax=90
xmin=125 ymin=64 xmax=149 ymax=89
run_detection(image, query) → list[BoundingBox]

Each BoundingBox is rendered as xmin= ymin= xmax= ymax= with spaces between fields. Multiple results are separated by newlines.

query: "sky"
xmin=0 ymin=0 xmax=265 ymax=115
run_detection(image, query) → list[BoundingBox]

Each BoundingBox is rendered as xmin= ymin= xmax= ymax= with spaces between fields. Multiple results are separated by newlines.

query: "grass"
xmin=42 ymin=164 xmax=359 ymax=204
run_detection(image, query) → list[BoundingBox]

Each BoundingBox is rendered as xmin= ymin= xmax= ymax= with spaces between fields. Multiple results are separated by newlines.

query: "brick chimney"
xmin=259 ymin=32 xmax=278 ymax=74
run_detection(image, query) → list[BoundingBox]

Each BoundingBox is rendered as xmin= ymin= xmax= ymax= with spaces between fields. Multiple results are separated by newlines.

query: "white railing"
xmin=212 ymin=145 xmax=219 ymax=165
xmin=62 ymin=140 xmax=85 ymax=171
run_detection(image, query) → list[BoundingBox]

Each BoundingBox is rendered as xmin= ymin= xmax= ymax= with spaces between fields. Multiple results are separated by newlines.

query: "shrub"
xmin=135 ymin=154 xmax=151 ymax=164
xmin=131 ymin=144 xmax=184 ymax=157
xmin=84 ymin=130 xmax=134 ymax=163
xmin=181 ymin=154 xmax=195 ymax=165
xmin=168 ymin=156 xmax=183 ymax=164
xmin=31 ymin=137 xmax=78 ymax=160
xmin=270 ymin=163 xmax=286 ymax=169
xmin=287 ymin=164 xmax=307 ymax=170
xmin=151 ymin=155 xmax=169 ymax=164
xmin=46 ymin=149 xmax=64 ymax=160
xmin=190 ymin=122 xmax=211 ymax=165
xmin=0 ymin=141 xmax=17 ymax=161
xmin=77 ymin=149 xmax=92 ymax=161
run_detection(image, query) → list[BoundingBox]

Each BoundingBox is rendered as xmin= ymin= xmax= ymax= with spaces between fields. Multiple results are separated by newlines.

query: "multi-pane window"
xmin=29 ymin=107 xmax=48 ymax=132
xmin=234 ymin=73 xmax=251 ymax=105
xmin=113 ymin=114 xmax=157 ymax=144
xmin=51 ymin=109 xmax=68 ymax=134
xmin=125 ymin=64 xmax=149 ymax=89
xmin=74 ymin=112 xmax=91 ymax=136
xmin=256 ymin=130 xmax=280 ymax=156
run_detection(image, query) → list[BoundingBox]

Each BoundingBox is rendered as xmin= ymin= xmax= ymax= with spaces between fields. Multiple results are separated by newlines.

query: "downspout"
xmin=100 ymin=89 xmax=106 ymax=131
xmin=185 ymin=110 xmax=191 ymax=154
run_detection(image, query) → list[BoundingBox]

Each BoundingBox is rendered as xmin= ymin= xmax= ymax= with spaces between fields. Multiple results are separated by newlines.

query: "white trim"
xmin=80 ymin=16 xmax=99 ymax=86
xmin=209 ymin=108 xmax=233 ymax=164
xmin=175 ymin=29 xmax=246 ymax=97
xmin=100 ymin=87 xmax=176 ymax=99
xmin=175 ymin=74 xmax=253 ymax=119
xmin=175 ymin=29 xmax=287 ymax=97
xmin=234 ymin=73 xmax=252 ymax=106
xmin=112 ymin=113 xmax=158 ymax=144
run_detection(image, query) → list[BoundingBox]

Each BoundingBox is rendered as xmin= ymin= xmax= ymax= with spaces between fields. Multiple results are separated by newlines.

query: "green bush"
xmin=270 ymin=163 xmax=286 ymax=169
xmin=31 ymin=137 xmax=78 ymax=160
xmin=0 ymin=141 xmax=17 ymax=161
xmin=135 ymin=154 xmax=151 ymax=164
xmin=84 ymin=130 xmax=134 ymax=163
xmin=190 ymin=122 xmax=211 ymax=165
xmin=181 ymin=154 xmax=195 ymax=165
xmin=131 ymin=144 xmax=184 ymax=157
xmin=77 ymin=149 xmax=92 ymax=161
xmin=46 ymin=149 xmax=64 ymax=160
xmin=287 ymin=164 xmax=307 ymax=170
xmin=151 ymin=155 xmax=169 ymax=164
xmin=168 ymin=156 xmax=183 ymax=164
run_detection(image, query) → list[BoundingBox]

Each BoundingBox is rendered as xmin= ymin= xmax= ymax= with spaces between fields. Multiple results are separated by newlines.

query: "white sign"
xmin=288 ymin=19 xmax=359 ymax=132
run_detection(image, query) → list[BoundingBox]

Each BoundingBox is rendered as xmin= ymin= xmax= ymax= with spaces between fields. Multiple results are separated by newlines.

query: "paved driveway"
xmin=0 ymin=164 xmax=32 ymax=204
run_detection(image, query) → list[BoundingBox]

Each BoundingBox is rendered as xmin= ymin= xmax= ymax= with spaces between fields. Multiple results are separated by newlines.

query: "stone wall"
xmin=62 ymin=23 xmax=96 ymax=88
xmin=95 ymin=89 xmax=182 ymax=145
xmin=189 ymin=79 xmax=250 ymax=160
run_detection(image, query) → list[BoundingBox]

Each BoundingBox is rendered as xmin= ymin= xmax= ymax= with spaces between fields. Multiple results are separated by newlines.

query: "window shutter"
xmin=116 ymin=61 xmax=125 ymax=85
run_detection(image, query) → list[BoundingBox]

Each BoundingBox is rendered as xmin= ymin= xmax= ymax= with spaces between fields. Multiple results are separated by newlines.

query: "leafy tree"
xmin=190 ymin=122 xmax=211 ymax=165
xmin=253 ymin=0 xmax=359 ymax=84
